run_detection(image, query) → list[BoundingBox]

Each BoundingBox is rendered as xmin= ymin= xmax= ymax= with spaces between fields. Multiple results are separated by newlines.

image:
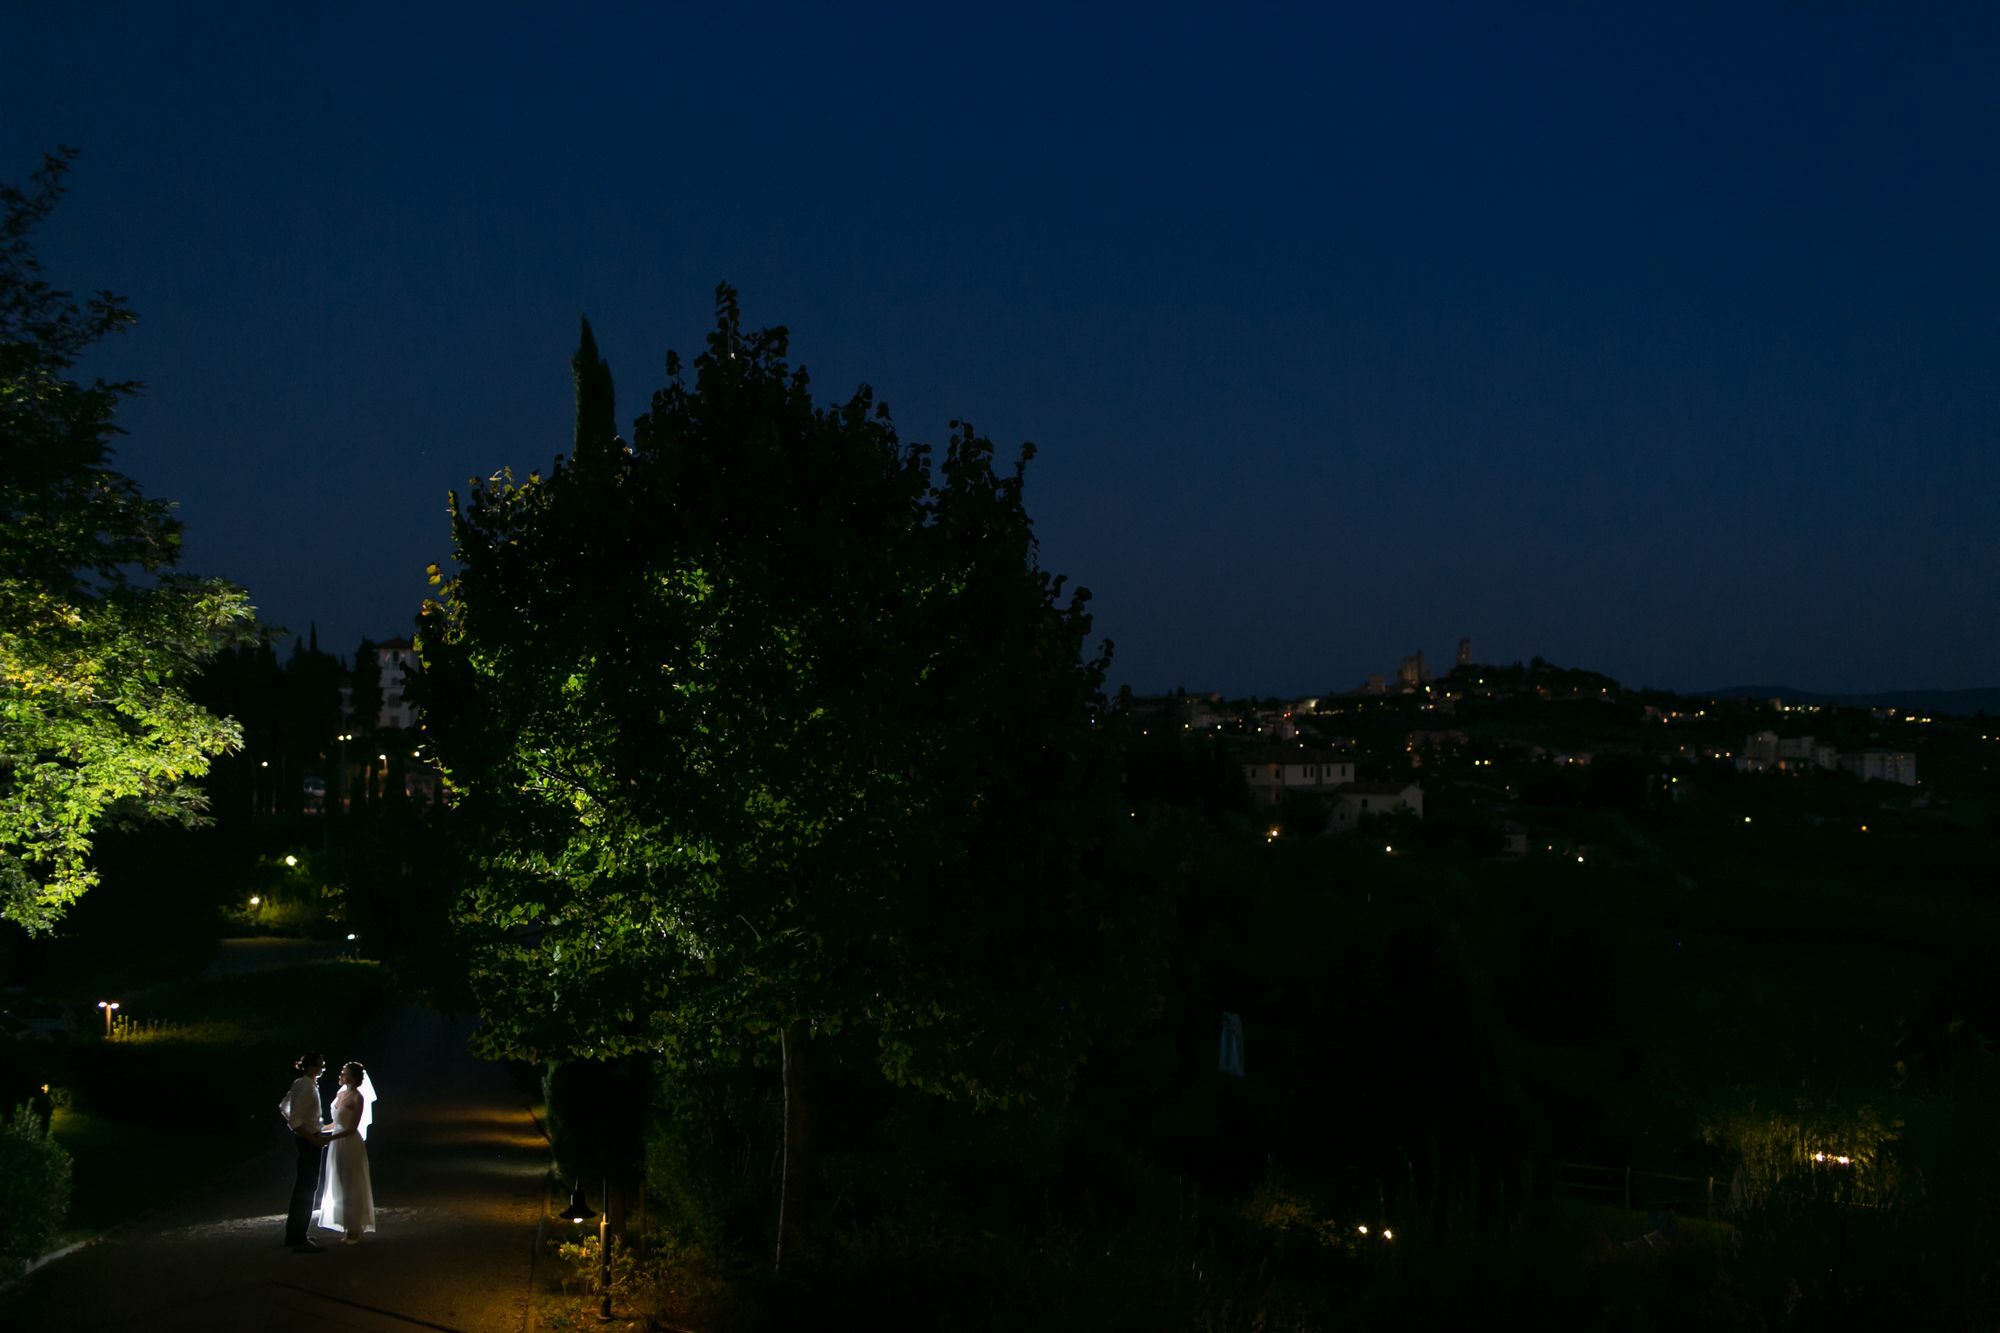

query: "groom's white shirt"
xmin=280 ymin=1073 xmax=321 ymax=1134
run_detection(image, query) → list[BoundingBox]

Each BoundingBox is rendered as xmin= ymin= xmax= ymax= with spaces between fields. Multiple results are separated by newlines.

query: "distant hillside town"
xmin=1111 ymin=637 xmax=1990 ymax=852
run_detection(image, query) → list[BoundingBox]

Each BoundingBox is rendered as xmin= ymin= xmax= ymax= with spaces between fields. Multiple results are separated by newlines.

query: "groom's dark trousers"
xmin=285 ymin=1135 xmax=321 ymax=1245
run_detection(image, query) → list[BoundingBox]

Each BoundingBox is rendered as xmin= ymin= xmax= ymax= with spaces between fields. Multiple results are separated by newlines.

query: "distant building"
xmin=1187 ymin=697 xmax=1225 ymax=731
xmin=1777 ymin=736 xmax=1838 ymax=771
xmin=1740 ymin=731 xmax=1839 ymax=773
xmin=403 ymin=766 xmax=441 ymax=803
xmin=1398 ymin=651 xmax=1427 ymax=690
xmin=1240 ymin=745 xmax=1355 ymax=806
xmin=375 ymin=637 xmax=420 ymax=729
xmin=1405 ymin=729 xmax=1469 ymax=768
xmin=1457 ymin=637 xmax=1472 ymax=667
xmin=1839 ymin=750 xmax=1918 ymax=786
xmin=1329 ymin=781 xmax=1424 ymax=832
xmin=339 ymin=637 xmax=421 ymax=730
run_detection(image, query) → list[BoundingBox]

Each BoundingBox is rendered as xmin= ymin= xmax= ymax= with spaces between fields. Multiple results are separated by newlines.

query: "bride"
xmin=318 ymin=1060 xmax=377 ymax=1243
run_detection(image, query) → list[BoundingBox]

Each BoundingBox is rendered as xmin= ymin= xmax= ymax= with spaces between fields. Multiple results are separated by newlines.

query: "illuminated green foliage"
xmin=0 ymin=149 xmax=251 ymax=933
xmin=421 ymin=291 xmax=1162 ymax=1107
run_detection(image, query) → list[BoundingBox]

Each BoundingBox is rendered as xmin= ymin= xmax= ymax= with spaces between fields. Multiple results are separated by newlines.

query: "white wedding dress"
xmin=319 ymin=1084 xmax=376 ymax=1237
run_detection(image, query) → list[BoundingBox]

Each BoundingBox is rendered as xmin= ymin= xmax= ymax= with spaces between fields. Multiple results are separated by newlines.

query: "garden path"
xmin=10 ymin=990 xmax=548 ymax=1331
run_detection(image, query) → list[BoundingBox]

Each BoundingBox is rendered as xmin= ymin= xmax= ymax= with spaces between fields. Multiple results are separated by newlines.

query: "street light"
xmin=555 ymin=1177 xmax=614 ymax=1321
xmin=96 ymin=1000 xmax=120 ymax=1039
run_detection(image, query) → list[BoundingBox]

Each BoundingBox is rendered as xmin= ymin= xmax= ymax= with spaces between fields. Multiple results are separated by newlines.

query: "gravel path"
xmin=9 ymin=1003 xmax=549 ymax=1332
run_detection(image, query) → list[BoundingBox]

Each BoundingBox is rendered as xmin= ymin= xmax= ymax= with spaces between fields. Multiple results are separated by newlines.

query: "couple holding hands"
xmin=276 ymin=1050 xmax=378 ymax=1252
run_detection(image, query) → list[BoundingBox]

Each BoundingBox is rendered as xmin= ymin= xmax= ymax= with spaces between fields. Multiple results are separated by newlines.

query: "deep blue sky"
xmin=6 ymin=4 xmax=1997 ymax=695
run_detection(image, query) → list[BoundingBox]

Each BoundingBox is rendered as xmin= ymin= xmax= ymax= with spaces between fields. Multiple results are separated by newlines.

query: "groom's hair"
xmin=295 ymin=1051 xmax=325 ymax=1072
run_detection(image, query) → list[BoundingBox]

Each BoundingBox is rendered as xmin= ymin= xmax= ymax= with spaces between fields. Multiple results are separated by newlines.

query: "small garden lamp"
xmin=556 ymin=1178 xmax=596 ymax=1223
xmin=285 ymin=854 xmax=299 ymax=868
xmin=555 ymin=1177 xmax=614 ymax=1321
xmin=96 ymin=999 xmax=119 ymax=1039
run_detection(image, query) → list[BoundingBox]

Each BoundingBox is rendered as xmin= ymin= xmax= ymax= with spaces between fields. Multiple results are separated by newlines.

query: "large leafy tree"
xmin=422 ymin=292 xmax=1164 ymax=1262
xmin=0 ymin=150 xmax=251 ymax=933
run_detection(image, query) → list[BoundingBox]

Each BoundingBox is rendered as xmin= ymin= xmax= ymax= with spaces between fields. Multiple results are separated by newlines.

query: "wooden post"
xmin=1623 ymin=1165 xmax=1632 ymax=1212
xmin=776 ymin=1019 xmax=813 ymax=1271
xmin=1706 ymin=1176 xmax=1715 ymax=1218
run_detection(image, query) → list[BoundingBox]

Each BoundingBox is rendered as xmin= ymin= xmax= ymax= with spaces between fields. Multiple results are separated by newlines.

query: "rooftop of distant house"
xmin=1236 ymin=744 xmax=1349 ymax=765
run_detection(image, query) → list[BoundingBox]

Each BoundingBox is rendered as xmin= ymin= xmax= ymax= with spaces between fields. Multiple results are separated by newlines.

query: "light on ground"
xmin=248 ymin=895 xmax=261 ymax=907
xmin=284 ymin=855 xmax=298 ymax=867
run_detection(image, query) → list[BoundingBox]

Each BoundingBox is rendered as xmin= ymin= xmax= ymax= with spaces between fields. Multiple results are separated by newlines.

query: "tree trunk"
xmin=775 ymin=1019 xmax=813 ymax=1271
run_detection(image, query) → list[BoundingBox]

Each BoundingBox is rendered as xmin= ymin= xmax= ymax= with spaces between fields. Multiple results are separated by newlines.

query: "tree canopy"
xmin=420 ymin=292 xmax=1164 ymax=1105
xmin=0 ymin=149 xmax=251 ymax=933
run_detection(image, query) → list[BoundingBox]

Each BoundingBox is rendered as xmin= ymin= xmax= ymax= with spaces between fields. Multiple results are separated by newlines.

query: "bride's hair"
xmin=295 ymin=1051 xmax=324 ymax=1073
xmin=343 ymin=1060 xmax=367 ymax=1083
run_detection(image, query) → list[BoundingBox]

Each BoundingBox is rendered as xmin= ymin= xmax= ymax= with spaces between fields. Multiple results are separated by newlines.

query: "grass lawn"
xmin=49 ymin=1109 xmax=259 ymax=1235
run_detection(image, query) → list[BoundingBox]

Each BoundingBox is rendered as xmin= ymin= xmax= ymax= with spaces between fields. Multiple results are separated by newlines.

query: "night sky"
xmin=6 ymin=5 xmax=1997 ymax=696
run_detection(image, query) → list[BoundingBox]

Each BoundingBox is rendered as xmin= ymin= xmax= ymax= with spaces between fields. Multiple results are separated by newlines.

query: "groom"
xmin=278 ymin=1052 xmax=327 ymax=1253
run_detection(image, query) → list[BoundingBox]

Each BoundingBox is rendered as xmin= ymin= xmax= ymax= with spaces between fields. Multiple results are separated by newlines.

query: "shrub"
xmin=0 ymin=1102 xmax=73 ymax=1272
